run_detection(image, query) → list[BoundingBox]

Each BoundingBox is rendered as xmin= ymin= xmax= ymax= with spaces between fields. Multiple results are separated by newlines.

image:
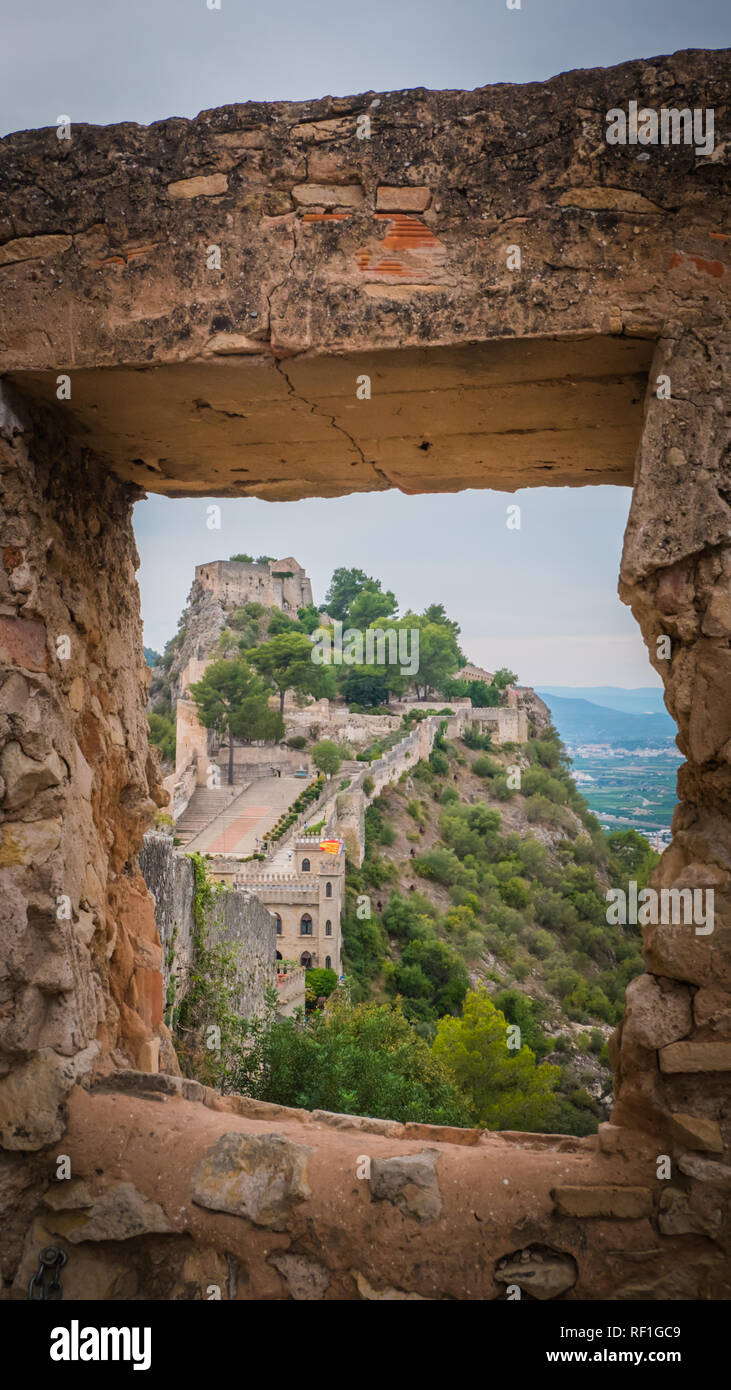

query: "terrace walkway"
xmin=182 ymin=774 xmax=305 ymax=856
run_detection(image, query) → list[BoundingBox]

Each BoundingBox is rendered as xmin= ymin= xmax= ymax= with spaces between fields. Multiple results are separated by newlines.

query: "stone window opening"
xmin=325 ymin=956 xmax=332 ymax=970
xmin=301 ymin=857 xmax=311 ymax=872
xmin=325 ymin=881 xmax=332 ymax=898
xmin=300 ymin=915 xmax=313 ymax=936
xmin=274 ymin=913 xmax=282 ymax=935
xmin=2 ymin=99 xmax=726 ymax=1299
xmin=325 ymin=919 xmax=332 ymax=936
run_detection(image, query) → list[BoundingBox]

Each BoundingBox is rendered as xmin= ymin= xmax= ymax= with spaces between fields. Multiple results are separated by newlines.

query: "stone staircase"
xmin=174 ymin=785 xmax=240 ymax=847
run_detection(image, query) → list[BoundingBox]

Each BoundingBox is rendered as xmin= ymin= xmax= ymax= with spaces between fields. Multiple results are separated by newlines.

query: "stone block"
xmin=551 ymin=1186 xmax=653 ymax=1219
xmin=137 ymin=1037 xmax=160 ymax=1074
xmin=622 ymin=973 xmax=692 ymax=1049
xmin=0 ymin=615 xmax=48 ymax=671
xmin=658 ymin=1187 xmax=722 ymax=1237
xmin=668 ymin=1112 xmax=723 ymax=1153
xmin=376 ymin=186 xmax=431 ymax=212
xmin=0 ymin=816 xmax=62 ymax=867
xmin=167 ymin=174 xmax=228 ymax=199
xmin=292 ymin=183 xmax=364 ymax=208
xmin=0 ymin=234 xmax=72 ymax=265
xmin=310 ymin=1108 xmax=403 ymax=1138
xmin=693 ymin=986 xmax=731 ymax=1036
xmin=0 ymin=741 xmax=65 ymax=809
xmin=269 ymin=1252 xmax=330 ymax=1300
xmin=659 ymin=1042 xmax=731 ymax=1073
xmin=46 ymin=1181 xmax=172 ymax=1242
xmin=369 ymin=1150 xmax=441 ymax=1223
xmin=678 ymin=1153 xmax=731 ymax=1185
xmin=495 ymin=1246 xmax=577 ymax=1300
xmin=0 ymin=1043 xmax=98 ymax=1149
xmin=191 ymin=1131 xmax=313 ymax=1228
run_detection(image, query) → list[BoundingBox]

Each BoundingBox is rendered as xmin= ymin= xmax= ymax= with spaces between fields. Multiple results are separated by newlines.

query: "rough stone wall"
xmin=138 ymin=833 xmax=195 ymax=1013
xmin=139 ymin=830 xmax=278 ymax=1023
xmin=1 ymin=51 xmax=727 ymax=379
xmin=0 ymin=391 xmax=167 ymax=1154
xmin=174 ymin=697 xmax=210 ymax=778
xmin=9 ymin=1074 xmax=728 ymax=1302
xmin=467 ymin=706 xmax=530 ymax=743
xmin=613 ymin=327 xmax=731 ymax=1159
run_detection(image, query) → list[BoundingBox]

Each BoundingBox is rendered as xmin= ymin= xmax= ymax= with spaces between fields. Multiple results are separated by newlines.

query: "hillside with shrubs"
xmin=342 ymin=718 xmax=657 ymax=1134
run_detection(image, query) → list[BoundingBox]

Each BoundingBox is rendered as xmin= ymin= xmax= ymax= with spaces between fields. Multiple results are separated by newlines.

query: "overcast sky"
xmin=4 ymin=2 xmax=727 ymax=686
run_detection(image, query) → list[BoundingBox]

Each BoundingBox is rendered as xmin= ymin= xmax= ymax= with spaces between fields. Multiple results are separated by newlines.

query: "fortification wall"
xmin=175 ymin=698 xmax=209 ymax=777
xmin=139 ymin=830 xmax=277 ymax=1023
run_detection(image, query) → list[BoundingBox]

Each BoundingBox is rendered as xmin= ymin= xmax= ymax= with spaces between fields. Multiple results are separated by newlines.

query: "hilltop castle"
xmin=195 ymin=556 xmax=313 ymax=614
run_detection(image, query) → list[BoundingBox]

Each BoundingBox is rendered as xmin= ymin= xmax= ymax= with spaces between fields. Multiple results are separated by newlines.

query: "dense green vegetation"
xmin=338 ymin=722 xmax=657 ymax=1134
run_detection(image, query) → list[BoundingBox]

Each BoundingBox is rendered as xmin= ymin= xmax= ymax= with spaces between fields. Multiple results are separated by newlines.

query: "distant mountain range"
xmin=536 ymin=688 xmax=676 ymax=748
xmin=538 ymin=686 xmax=667 ymax=716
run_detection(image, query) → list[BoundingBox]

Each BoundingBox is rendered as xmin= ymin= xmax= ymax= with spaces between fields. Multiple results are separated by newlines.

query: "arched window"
xmin=301 ymin=858 xmax=311 ymax=873
xmin=325 ymin=919 xmax=332 ymax=936
xmin=300 ymin=951 xmax=312 ymax=968
xmin=300 ymin=915 xmax=313 ymax=936
xmin=325 ymin=956 xmax=332 ymax=970
xmin=325 ymin=881 xmax=333 ymax=898
xmin=276 ymin=951 xmax=282 ymax=961
xmin=274 ymin=913 xmax=282 ymax=936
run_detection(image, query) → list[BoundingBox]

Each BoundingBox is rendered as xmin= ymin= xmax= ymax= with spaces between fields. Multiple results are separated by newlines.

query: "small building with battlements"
xmin=207 ymin=833 xmax=345 ymax=976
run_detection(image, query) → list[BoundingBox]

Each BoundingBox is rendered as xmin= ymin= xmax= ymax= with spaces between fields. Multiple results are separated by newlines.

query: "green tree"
xmin=340 ymin=664 xmax=391 ymax=706
xmin=267 ymin=607 xmax=301 ymax=636
xmin=492 ymin=667 xmax=518 ymax=690
xmin=324 ymin=567 xmax=373 ymax=623
xmin=297 ymin=604 xmax=322 ymax=634
xmin=422 ymin=602 xmax=462 ymax=645
xmin=305 ymin=967 xmax=339 ymax=1000
xmin=397 ymin=938 xmax=469 ymax=1015
xmin=229 ymin=553 xmax=253 ymax=563
xmin=191 ymin=658 xmax=283 ymax=784
xmin=147 ymin=710 xmax=175 ymax=763
xmin=247 ymin=632 xmax=323 ymax=714
xmin=606 ymin=829 xmax=659 ymax=891
xmin=228 ymin=997 xmax=471 ymax=1125
xmin=433 ymin=988 xmax=559 ymax=1130
xmin=348 ymin=583 xmax=398 ymax=629
xmin=311 ymin=738 xmax=343 ymax=778
xmin=388 ymin=616 xmax=461 ymax=700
